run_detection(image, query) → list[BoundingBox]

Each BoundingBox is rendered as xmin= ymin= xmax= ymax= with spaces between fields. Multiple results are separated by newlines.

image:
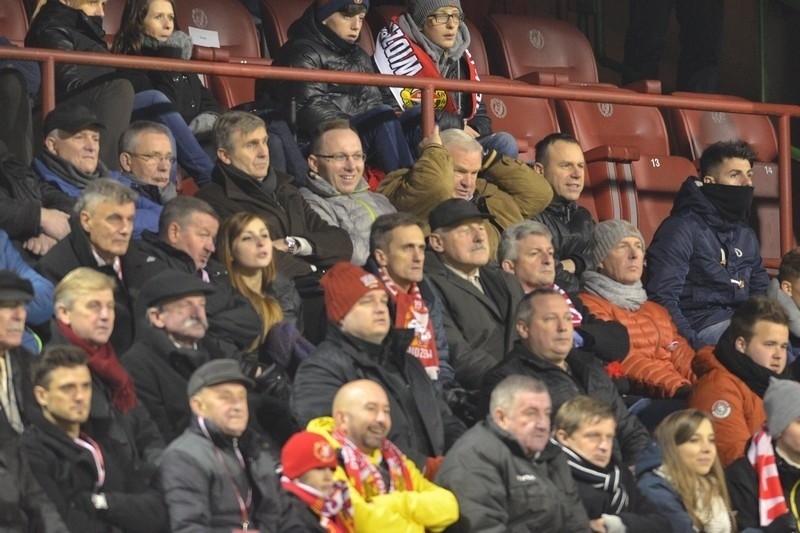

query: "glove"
xmin=443 ymin=381 xmax=479 ymax=427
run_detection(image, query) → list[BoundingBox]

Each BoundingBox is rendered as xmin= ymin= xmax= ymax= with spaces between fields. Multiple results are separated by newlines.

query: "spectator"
xmin=581 ymin=220 xmax=696 ymax=398
xmin=646 ymin=140 xmax=769 ymax=349
xmin=121 ymin=270 xmax=215 ymax=443
xmin=306 ymin=379 xmax=459 ymax=531
xmin=0 ymin=61 xmax=34 ymax=165
xmin=424 ymin=198 xmax=523 ymax=391
xmin=437 ymin=375 xmax=591 ymax=532
xmin=49 ymin=268 xmax=164 ymax=465
xmin=531 ymin=132 xmax=595 ymax=294
xmin=33 ymin=105 xmax=163 ymax=236
xmin=269 ymin=0 xmax=414 ymax=172
xmin=196 ymin=111 xmax=353 ymax=279
xmin=301 ymin=120 xmax=396 ymax=266
xmin=690 ymin=296 xmax=791 ymax=467
xmin=768 ymin=247 xmax=800 ymax=362
xmin=159 ymin=359 xmax=304 ymax=532
xmin=23 ymin=345 xmax=168 ymax=533
xmin=554 ymin=396 xmax=671 ymax=532
xmin=118 ymin=121 xmax=178 ymax=204
xmin=375 ymin=0 xmax=518 ymax=158
xmin=481 ymin=288 xmax=651 ymax=467
xmin=280 ymin=431 xmax=356 ymax=532
xmin=726 ymin=377 xmax=800 ymax=531
xmin=37 ymin=179 xmax=140 ymax=353
xmin=637 ymin=409 xmax=735 ymax=532
xmin=292 ymin=262 xmax=464 ymax=469
xmin=379 ymin=127 xmax=552 ymax=258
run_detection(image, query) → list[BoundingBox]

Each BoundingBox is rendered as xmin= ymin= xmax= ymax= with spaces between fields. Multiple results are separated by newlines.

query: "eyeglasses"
xmin=313 ymin=152 xmax=367 ymax=163
xmin=129 ymin=152 xmax=176 ymax=165
xmin=427 ymin=12 xmax=464 ymax=25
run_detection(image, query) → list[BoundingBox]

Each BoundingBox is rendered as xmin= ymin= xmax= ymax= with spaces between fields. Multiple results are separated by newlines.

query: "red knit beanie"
xmin=321 ymin=262 xmax=386 ymax=324
xmin=281 ymin=431 xmax=338 ymax=479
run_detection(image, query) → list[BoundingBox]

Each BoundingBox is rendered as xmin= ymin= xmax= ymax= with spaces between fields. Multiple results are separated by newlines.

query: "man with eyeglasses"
xmin=118 ymin=121 xmax=178 ymax=205
xmin=300 ymin=120 xmax=396 ymax=265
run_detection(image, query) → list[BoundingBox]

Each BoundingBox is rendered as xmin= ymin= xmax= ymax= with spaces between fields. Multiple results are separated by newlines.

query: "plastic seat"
xmin=101 ymin=0 xmax=125 ymax=47
xmin=1 ymin=0 xmax=29 ymax=46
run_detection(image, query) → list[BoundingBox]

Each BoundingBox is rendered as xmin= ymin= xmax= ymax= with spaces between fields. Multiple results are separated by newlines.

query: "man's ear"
xmin=166 ymin=221 xmax=181 ymax=245
xmin=735 ymin=335 xmax=747 ymax=354
xmin=781 ymin=280 xmax=794 ymax=297
xmin=515 ymin=319 xmax=529 ymax=339
xmin=374 ymin=248 xmax=388 ymax=268
xmin=79 ymin=210 xmax=91 ymax=233
xmin=119 ymin=152 xmax=132 ymax=172
xmin=44 ymin=136 xmax=58 ymax=155
xmin=147 ymin=307 xmax=164 ymax=329
xmin=33 ymin=385 xmax=47 ymax=407
xmin=533 ymin=161 xmax=544 ymax=175
xmin=189 ymin=395 xmax=204 ymax=417
xmin=217 ymin=147 xmax=232 ymax=165
xmin=308 ymin=154 xmax=319 ymax=174
xmin=702 ymin=175 xmax=716 ymax=184
xmin=501 ymin=259 xmax=516 ymax=274
xmin=428 ymin=233 xmax=444 ymax=253
xmin=554 ymin=428 xmax=569 ymax=445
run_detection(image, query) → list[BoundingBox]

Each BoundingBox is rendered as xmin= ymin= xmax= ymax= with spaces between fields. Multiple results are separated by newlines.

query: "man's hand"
xmin=419 ymin=124 xmax=442 ymax=152
xmin=40 ymin=208 xmax=71 ymax=240
xmin=561 ymin=258 xmax=576 ymax=274
xmin=272 ymin=238 xmax=288 ymax=252
xmin=589 ymin=517 xmax=606 ymax=532
xmin=23 ymin=233 xmax=58 ymax=256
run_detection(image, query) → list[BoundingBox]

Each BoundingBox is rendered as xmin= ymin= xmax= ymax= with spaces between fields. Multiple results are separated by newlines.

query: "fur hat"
xmin=591 ymin=219 xmax=644 ymax=268
xmin=408 ymin=0 xmax=463 ymax=28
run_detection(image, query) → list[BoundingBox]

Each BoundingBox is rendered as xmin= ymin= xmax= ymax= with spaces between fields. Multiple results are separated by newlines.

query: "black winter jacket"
xmin=532 ymin=196 xmax=596 ymax=294
xmin=481 ymin=343 xmax=651 ymax=466
xmin=269 ymin=5 xmax=384 ymax=138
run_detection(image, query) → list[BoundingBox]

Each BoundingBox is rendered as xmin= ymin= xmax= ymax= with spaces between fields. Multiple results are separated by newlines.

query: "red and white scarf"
xmin=331 ymin=429 xmax=413 ymax=501
xmin=374 ymin=19 xmax=480 ymax=118
xmin=280 ymin=476 xmax=355 ymax=533
xmin=379 ymin=270 xmax=440 ymax=380
xmin=747 ymin=425 xmax=789 ymax=527
xmin=553 ymin=283 xmax=583 ymax=327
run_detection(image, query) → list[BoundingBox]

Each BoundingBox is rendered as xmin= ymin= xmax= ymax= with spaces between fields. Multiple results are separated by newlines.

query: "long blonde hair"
xmin=217 ymin=212 xmax=283 ymax=350
xmin=654 ymin=409 xmax=734 ymax=530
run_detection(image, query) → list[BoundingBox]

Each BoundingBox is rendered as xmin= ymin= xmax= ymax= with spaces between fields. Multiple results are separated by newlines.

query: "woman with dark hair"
xmin=637 ymin=409 xmax=735 ymax=532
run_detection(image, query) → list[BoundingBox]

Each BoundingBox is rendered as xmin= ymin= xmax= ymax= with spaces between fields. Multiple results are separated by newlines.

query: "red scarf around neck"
xmin=280 ymin=476 xmax=355 ymax=533
xmin=747 ymin=425 xmax=790 ymax=527
xmin=56 ymin=321 xmax=137 ymax=413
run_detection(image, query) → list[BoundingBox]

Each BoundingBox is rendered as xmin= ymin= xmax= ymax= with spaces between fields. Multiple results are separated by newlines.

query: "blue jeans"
xmin=133 ymin=90 xmax=214 ymax=185
xmin=695 ymin=319 xmax=731 ymax=349
xmin=350 ymin=104 xmax=414 ymax=173
xmin=477 ymin=132 xmax=519 ymax=159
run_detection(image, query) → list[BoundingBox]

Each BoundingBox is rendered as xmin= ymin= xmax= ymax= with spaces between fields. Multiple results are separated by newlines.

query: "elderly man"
xmin=306 ymin=379 xmax=459 ymax=532
xmin=159 ymin=359 xmax=303 ymax=532
xmin=482 ymin=289 xmax=651 ymax=467
xmin=437 ymin=375 xmax=591 ymax=531
xmin=121 ymin=270 xmax=214 ymax=443
xmin=196 ymin=111 xmax=352 ymax=278
xmin=580 ymin=220 xmax=696 ymax=398
xmin=37 ymin=179 xmax=140 ymax=352
xmin=118 ymin=121 xmax=177 ymax=204
xmin=647 ymin=140 xmax=769 ymax=348
xmin=424 ymin=198 xmax=523 ymax=392
xmin=32 ymin=104 xmax=162 ymax=236
xmin=379 ymin=127 xmax=552 ymax=258
xmin=532 ymin=132 xmax=595 ymax=294
xmin=300 ymin=119 xmax=396 ymax=265
xmin=292 ymin=261 xmax=464 ymax=469
xmin=22 ymin=345 xmax=168 ymax=533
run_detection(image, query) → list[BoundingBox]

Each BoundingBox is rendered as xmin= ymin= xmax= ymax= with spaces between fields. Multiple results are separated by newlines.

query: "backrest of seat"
xmin=259 ymin=0 xmax=311 ymax=55
xmin=102 ymin=0 xmax=125 ymax=48
xmin=1 ymin=0 xmax=29 ymax=46
xmin=483 ymin=15 xmax=597 ymax=82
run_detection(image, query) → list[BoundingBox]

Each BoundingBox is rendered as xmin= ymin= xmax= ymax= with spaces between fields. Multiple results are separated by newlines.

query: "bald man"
xmin=305 ymin=380 xmax=459 ymax=532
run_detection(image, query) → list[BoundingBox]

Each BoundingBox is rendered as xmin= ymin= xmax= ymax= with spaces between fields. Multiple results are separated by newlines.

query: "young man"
xmin=767 ymin=247 xmax=800 ymax=362
xmin=554 ymin=396 xmax=670 ymax=532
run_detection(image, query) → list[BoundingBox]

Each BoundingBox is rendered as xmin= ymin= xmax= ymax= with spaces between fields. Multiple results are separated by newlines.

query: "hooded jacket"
xmin=646 ymin=177 xmax=769 ymax=348
xmin=636 ymin=441 xmax=696 ymax=533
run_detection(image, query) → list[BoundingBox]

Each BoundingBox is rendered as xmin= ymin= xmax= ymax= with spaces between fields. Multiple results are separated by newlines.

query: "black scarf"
xmin=701 ymin=183 xmax=754 ymax=223
xmin=559 ymin=441 xmax=628 ymax=514
xmin=714 ymin=330 xmax=785 ymax=397
xmin=39 ymin=149 xmax=105 ymax=190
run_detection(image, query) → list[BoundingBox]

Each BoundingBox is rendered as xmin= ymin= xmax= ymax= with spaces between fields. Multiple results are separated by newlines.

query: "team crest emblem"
xmin=598 ymin=102 xmax=613 ymax=117
xmin=191 ymin=8 xmax=208 ymax=28
xmin=711 ymin=112 xmax=727 ymax=125
xmin=711 ymin=400 xmax=731 ymax=419
xmin=529 ymin=29 xmax=545 ymax=50
xmin=490 ymin=98 xmax=507 ymax=119
xmin=313 ymin=441 xmax=334 ymax=461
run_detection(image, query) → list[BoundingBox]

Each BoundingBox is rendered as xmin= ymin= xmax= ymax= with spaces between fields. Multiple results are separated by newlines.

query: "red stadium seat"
xmin=1 ymin=0 xmax=29 ymax=46
xmin=101 ymin=0 xmax=125 ymax=47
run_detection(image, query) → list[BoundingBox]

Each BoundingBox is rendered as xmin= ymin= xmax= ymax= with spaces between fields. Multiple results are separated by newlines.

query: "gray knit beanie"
xmin=764 ymin=377 xmax=800 ymax=437
xmin=409 ymin=0 xmax=463 ymax=28
xmin=591 ymin=219 xmax=644 ymax=268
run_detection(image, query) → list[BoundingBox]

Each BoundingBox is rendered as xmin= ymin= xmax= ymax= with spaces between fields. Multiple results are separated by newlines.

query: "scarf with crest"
xmin=379 ymin=270 xmax=440 ymax=379
xmin=280 ymin=476 xmax=355 ymax=532
xmin=560 ymin=442 xmax=629 ymax=514
xmin=331 ymin=429 xmax=413 ymax=500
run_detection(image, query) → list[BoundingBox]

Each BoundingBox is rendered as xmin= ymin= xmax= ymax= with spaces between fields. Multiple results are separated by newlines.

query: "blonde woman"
xmin=637 ymin=409 xmax=735 ymax=532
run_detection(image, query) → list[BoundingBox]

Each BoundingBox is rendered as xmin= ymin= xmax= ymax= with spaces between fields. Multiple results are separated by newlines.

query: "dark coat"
xmin=645 ymin=177 xmax=769 ymax=348
xmin=436 ymin=419 xmax=591 ymax=532
xmin=532 ymin=196 xmax=596 ymax=294
xmin=571 ymin=290 xmax=631 ymax=364
xmin=195 ymin=163 xmax=352 ymax=278
xmin=424 ymin=251 xmax=523 ymax=391
xmin=291 ymin=326 xmax=464 ymax=467
xmin=482 ymin=343 xmax=651 ymax=466
xmin=120 ymin=325 xmax=210 ymax=444
xmin=0 ymin=346 xmax=43 ymax=439
xmin=269 ymin=5 xmax=384 ymax=138
xmin=21 ymin=415 xmax=168 ymax=533
xmin=636 ymin=441 xmax=697 ymax=533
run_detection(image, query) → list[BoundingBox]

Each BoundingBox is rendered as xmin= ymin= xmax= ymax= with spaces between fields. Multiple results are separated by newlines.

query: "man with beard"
xmin=646 ymin=140 xmax=769 ymax=349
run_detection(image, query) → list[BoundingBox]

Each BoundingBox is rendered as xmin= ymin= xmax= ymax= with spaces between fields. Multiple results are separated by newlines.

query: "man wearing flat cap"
xmin=159 ymin=359 xmax=305 ymax=532
xmin=424 ymin=198 xmax=523 ymax=392
xmin=121 ymin=270 xmax=216 ymax=443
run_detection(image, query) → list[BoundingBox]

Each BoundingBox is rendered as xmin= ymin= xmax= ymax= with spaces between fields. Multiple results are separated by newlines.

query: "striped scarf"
xmin=747 ymin=425 xmax=789 ymax=527
xmin=560 ymin=442 xmax=628 ymax=514
xmin=280 ymin=476 xmax=355 ymax=532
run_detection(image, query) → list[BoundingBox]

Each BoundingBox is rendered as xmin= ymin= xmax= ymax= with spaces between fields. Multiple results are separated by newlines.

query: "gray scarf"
xmin=40 ymin=149 xmax=106 ymax=190
xmin=582 ymin=270 xmax=647 ymax=312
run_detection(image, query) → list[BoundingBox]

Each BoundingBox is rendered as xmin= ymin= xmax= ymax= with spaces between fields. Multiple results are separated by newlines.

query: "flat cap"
xmin=0 ymin=271 xmax=34 ymax=302
xmin=138 ymin=270 xmax=216 ymax=309
xmin=429 ymin=198 xmax=491 ymax=232
xmin=43 ymin=104 xmax=106 ymax=135
xmin=187 ymin=359 xmax=254 ymax=397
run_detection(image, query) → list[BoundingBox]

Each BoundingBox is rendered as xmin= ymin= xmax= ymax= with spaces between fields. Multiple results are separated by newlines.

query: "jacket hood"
xmin=634 ymin=439 xmax=664 ymax=476
xmin=287 ymin=4 xmax=360 ymax=56
xmin=671 ymin=176 xmax=733 ymax=230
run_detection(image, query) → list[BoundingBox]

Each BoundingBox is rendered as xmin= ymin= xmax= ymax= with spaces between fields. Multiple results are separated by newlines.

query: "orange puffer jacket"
xmin=580 ymin=293 xmax=696 ymax=398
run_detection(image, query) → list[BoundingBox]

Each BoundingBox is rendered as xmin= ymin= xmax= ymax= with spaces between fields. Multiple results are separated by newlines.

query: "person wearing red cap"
xmin=292 ymin=262 xmax=465 ymax=474
xmin=280 ymin=430 xmax=356 ymax=532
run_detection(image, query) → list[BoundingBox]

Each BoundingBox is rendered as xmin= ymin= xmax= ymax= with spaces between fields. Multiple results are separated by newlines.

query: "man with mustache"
xmin=304 ymin=379 xmax=459 ymax=531
xmin=121 ymin=270 xmax=215 ymax=443
xmin=424 ymin=198 xmax=523 ymax=393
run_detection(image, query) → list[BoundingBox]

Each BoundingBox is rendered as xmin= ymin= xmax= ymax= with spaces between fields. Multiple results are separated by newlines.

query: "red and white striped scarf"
xmin=553 ymin=283 xmax=583 ymax=326
xmin=747 ymin=425 xmax=789 ymax=527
